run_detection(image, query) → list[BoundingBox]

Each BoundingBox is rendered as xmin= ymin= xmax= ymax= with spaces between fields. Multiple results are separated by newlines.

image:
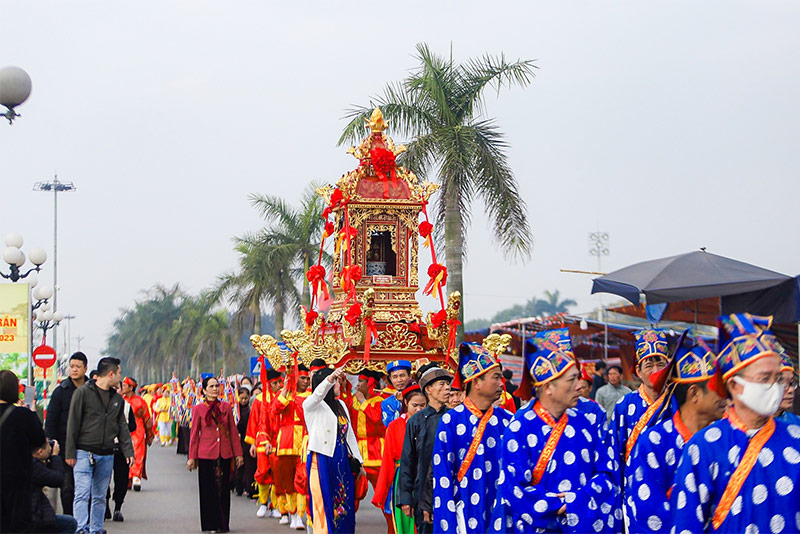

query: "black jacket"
xmin=30 ymin=454 xmax=66 ymax=529
xmin=65 ymin=380 xmax=134 ymax=458
xmin=396 ymin=404 xmax=449 ymax=518
xmin=44 ymin=376 xmax=86 ymax=453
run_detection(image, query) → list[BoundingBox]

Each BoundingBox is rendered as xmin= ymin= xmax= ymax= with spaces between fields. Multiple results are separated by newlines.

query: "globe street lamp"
xmin=2 ymin=233 xmax=47 ymax=282
xmin=0 ymin=66 xmax=32 ymax=124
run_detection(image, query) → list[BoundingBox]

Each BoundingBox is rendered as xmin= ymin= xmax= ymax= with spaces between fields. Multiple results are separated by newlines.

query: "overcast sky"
xmin=2 ymin=1 xmax=799 ymax=368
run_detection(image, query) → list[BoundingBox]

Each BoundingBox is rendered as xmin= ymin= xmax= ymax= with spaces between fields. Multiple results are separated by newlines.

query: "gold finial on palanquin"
xmin=366 ymin=108 xmax=388 ymax=132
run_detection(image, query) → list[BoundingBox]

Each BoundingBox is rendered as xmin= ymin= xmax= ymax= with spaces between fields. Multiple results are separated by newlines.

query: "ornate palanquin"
xmin=251 ymin=109 xmax=466 ymax=375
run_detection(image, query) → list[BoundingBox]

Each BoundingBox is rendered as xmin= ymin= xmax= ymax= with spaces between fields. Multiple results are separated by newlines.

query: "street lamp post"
xmin=589 ymin=232 xmax=610 ymax=360
xmin=34 ymin=177 xmax=76 ymax=368
xmin=0 ymin=66 xmax=32 ymax=124
xmin=2 ymin=233 xmax=47 ymax=282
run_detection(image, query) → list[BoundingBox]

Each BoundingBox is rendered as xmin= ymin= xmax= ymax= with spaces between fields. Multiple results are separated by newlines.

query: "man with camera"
xmin=31 ymin=438 xmax=78 ymax=533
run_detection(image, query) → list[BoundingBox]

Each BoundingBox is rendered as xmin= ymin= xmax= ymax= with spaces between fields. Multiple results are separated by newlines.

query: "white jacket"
xmin=303 ymin=377 xmax=363 ymax=462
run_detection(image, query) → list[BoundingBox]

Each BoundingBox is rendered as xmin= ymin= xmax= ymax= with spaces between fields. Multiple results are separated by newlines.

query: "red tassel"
xmin=363 ymin=317 xmax=378 ymax=362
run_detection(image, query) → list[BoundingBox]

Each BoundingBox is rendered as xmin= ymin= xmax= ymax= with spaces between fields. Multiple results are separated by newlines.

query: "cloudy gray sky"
xmin=2 ymin=1 xmax=798 ymax=367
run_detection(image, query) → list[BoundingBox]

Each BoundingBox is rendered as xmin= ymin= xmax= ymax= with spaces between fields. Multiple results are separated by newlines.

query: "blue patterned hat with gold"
xmin=515 ymin=328 xmax=577 ymax=400
xmin=780 ymin=352 xmax=795 ymax=373
xmin=717 ymin=313 xmax=783 ymax=381
xmin=633 ymin=329 xmax=669 ymax=364
xmin=455 ymin=342 xmax=500 ymax=388
xmin=650 ymin=331 xmax=717 ymax=393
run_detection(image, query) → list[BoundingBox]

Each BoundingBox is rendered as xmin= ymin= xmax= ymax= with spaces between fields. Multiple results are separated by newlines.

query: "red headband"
xmin=123 ymin=377 xmax=137 ymax=388
xmin=402 ymin=384 xmax=421 ymax=399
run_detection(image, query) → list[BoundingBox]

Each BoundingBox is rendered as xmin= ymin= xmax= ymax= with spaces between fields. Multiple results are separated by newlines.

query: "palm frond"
xmin=456 ymin=53 xmax=537 ymax=118
xmin=471 ymin=119 xmax=532 ymax=260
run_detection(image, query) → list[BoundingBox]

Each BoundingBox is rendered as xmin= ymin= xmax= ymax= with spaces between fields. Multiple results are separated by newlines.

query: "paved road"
xmin=102 ymin=443 xmax=384 ymax=534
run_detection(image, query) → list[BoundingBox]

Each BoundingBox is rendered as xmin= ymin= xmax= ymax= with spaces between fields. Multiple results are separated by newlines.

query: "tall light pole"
xmin=589 ymin=232 xmax=610 ymax=359
xmin=33 ymin=176 xmax=76 ymax=366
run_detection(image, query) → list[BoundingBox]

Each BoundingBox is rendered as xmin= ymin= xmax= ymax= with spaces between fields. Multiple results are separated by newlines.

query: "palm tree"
xmin=540 ymin=290 xmax=577 ymax=315
xmin=339 ymin=43 xmax=535 ymax=336
xmin=211 ymin=236 xmax=301 ymax=340
xmin=249 ymin=183 xmax=328 ymax=308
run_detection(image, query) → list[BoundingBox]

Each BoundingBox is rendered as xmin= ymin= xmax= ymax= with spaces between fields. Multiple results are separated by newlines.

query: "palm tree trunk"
xmin=252 ymin=302 xmax=262 ymax=335
xmin=302 ymin=253 xmax=311 ymax=309
xmin=274 ymin=302 xmax=285 ymax=340
xmin=444 ymin=188 xmax=465 ymax=343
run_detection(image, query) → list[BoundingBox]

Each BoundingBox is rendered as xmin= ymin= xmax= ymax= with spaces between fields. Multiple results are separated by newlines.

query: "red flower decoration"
xmin=323 ymin=221 xmax=335 ymax=238
xmin=418 ymin=221 xmax=433 ymax=238
xmin=305 ymin=310 xmax=319 ymax=326
xmin=345 ymin=302 xmax=362 ymax=327
xmin=370 ymin=147 xmax=396 ymax=175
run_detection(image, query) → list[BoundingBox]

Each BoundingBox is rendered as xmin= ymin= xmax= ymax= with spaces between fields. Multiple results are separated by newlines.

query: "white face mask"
xmin=732 ymin=376 xmax=785 ymax=417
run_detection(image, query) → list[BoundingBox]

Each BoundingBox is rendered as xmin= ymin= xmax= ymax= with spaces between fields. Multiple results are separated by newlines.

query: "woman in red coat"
xmin=372 ymin=385 xmax=427 ymax=534
xmin=187 ymin=376 xmax=244 ymax=533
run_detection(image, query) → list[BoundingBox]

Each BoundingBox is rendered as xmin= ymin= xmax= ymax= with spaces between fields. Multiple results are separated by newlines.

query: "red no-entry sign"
xmin=33 ymin=345 xmax=57 ymax=369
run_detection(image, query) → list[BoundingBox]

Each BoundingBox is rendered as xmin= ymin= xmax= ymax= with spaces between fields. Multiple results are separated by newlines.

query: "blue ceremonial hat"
xmin=454 ymin=342 xmax=500 ymax=389
xmin=717 ymin=313 xmax=783 ymax=382
xmin=650 ymin=330 xmax=717 ymax=392
xmin=516 ymin=328 xmax=577 ymax=400
xmin=200 ymin=372 xmax=214 ymax=381
xmin=633 ymin=329 xmax=669 ymax=364
xmin=386 ymin=360 xmax=412 ymax=373
xmin=780 ymin=352 xmax=794 ymax=373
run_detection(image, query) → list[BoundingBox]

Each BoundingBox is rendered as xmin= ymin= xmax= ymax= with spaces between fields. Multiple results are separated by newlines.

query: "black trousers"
xmin=60 ymin=458 xmax=74 ymax=516
xmin=176 ymin=425 xmax=190 ymax=455
xmin=233 ymin=449 xmax=257 ymax=496
xmin=198 ymin=457 xmax=232 ymax=532
xmin=112 ymin=449 xmax=130 ymax=509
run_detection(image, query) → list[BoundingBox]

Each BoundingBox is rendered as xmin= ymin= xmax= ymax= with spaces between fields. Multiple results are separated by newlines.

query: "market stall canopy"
xmin=591 ymin=250 xmax=791 ymax=305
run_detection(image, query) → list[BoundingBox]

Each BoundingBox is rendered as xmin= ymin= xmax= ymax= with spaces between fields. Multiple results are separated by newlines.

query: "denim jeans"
xmin=73 ymin=449 xmax=114 ymax=533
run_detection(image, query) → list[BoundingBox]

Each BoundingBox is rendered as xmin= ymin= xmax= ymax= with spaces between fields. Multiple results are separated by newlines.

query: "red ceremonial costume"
xmin=122 ymin=379 xmax=154 ymax=481
xmin=272 ymin=386 xmax=311 ymax=518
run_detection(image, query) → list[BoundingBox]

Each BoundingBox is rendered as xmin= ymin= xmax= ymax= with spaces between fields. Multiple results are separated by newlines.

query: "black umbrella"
xmin=591 ymin=250 xmax=791 ymax=305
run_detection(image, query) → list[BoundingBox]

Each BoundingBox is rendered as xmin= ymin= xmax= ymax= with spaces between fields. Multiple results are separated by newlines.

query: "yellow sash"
xmin=532 ymin=401 xmax=568 ymax=485
xmin=624 ymin=388 xmax=664 ymax=462
xmin=456 ymin=398 xmax=494 ymax=482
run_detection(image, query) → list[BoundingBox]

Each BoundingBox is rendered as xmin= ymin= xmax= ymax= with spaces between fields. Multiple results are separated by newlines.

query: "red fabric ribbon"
xmin=305 ymin=309 xmax=319 ymax=327
xmin=341 ymin=265 xmax=362 ymax=302
xmin=323 ymin=221 xmax=334 ymax=238
xmin=306 ymin=265 xmax=329 ymax=303
xmin=446 ymin=318 xmax=461 ymax=360
xmin=363 ymin=316 xmax=378 ymax=362
xmin=345 ymin=302 xmax=362 ymax=327
xmin=430 ymin=309 xmax=447 ymax=329
xmin=322 ymin=188 xmax=345 ymax=220
xmin=423 ymin=263 xmax=448 ymax=299
xmin=370 ymin=146 xmax=397 ymax=198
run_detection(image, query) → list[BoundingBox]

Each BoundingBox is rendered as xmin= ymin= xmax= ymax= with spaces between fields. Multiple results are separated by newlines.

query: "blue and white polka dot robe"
xmin=492 ymin=404 xmax=622 ymax=533
xmin=670 ymin=417 xmax=800 ymax=533
xmin=612 ymin=389 xmax=675 ymax=483
xmin=576 ymin=396 xmax=608 ymax=431
xmin=626 ymin=416 xmax=686 ymax=533
xmin=432 ymin=403 xmax=513 ymax=533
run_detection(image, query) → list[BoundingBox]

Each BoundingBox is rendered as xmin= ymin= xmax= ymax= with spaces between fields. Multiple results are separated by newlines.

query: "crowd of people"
xmin=3 ymin=311 xmax=800 ymax=533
